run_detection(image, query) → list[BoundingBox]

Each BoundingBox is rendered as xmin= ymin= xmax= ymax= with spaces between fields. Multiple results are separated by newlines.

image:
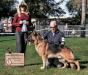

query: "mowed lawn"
xmin=0 ymin=36 xmax=88 ymax=75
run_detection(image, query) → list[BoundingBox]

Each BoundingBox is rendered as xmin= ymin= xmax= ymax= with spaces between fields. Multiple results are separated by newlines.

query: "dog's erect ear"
xmin=33 ymin=31 xmax=36 ymax=34
xmin=33 ymin=31 xmax=38 ymax=36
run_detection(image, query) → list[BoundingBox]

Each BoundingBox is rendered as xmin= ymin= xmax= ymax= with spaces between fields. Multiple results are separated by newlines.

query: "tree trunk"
xmin=81 ymin=0 xmax=86 ymax=26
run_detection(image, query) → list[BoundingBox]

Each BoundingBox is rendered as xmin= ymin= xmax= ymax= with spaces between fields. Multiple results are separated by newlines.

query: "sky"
xmin=54 ymin=0 xmax=72 ymax=18
xmin=16 ymin=0 xmax=24 ymax=5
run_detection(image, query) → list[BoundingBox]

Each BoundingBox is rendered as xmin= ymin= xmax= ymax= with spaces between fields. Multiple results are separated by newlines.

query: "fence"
xmin=0 ymin=17 xmax=88 ymax=37
xmin=34 ymin=24 xmax=88 ymax=38
xmin=0 ymin=27 xmax=88 ymax=37
xmin=30 ymin=18 xmax=88 ymax=37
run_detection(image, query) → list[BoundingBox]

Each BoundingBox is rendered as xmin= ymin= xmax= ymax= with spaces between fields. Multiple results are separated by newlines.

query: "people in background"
xmin=0 ymin=18 xmax=4 ymax=32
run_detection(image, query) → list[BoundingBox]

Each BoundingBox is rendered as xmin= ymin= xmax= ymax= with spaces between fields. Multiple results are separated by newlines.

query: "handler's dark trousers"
xmin=15 ymin=32 xmax=27 ymax=54
xmin=48 ymin=43 xmax=63 ymax=67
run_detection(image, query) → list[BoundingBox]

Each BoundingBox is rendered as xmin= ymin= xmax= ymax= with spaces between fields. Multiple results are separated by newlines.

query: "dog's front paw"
xmin=40 ymin=66 xmax=45 ymax=70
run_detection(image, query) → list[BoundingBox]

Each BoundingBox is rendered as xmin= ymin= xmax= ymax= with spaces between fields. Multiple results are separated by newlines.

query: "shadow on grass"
xmin=24 ymin=60 xmax=88 ymax=70
xmin=80 ymin=60 xmax=88 ymax=64
xmin=80 ymin=65 xmax=87 ymax=69
xmin=80 ymin=60 xmax=88 ymax=69
xmin=24 ymin=62 xmax=42 ymax=66
xmin=74 ymin=58 xmax=88 ymax=70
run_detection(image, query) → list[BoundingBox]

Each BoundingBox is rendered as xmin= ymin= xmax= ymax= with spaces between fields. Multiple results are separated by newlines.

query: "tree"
xmin=25 ymin=0 xmax=65 ymax=18
xmin=81 ymin=0 xmax=86 ymax=26
xmin=0 ymin=0 xmax=14 ymax=18
xmin=66 ymin=0 xmax=88 ymax=25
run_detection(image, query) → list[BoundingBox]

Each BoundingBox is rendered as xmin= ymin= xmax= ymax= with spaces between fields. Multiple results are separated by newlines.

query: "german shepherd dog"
xmin=28 ymin=31 xmax=80 ymax=71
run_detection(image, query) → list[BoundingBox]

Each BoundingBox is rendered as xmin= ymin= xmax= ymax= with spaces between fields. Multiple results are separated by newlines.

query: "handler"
xmin=43 ymin=20 xmax=65 ymax=67
xmin=12 ymin=3 xmax=31 ymax=54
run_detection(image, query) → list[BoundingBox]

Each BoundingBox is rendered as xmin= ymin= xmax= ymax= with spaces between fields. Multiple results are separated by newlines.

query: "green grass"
xmin=0 ymin=36 xmax=88 ymax=75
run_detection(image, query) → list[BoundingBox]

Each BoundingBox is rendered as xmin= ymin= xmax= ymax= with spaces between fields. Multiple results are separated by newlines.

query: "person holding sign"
xmin=13 ymin=3 xmax=31 ymax=54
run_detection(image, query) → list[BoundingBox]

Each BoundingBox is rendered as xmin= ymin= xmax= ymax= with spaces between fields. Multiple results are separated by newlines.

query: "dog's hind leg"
xmin=74 ymin=60 xmax=80 ymax=71
xmin=61 ymin=62 xmax=67 ymax=69
xmin=58 ymin=57 xmax=67 ymax=69
xmin=69 ymin=60 xmax=80 ymax=71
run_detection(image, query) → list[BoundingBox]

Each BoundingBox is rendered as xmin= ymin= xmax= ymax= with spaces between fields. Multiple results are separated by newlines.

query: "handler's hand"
xmin=60 ymin=44 xmax=64 ymax=48
xmin=19 ymin=20 xmax=23 ymax=24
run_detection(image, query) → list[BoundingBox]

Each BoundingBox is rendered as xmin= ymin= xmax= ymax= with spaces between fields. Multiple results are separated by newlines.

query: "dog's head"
xmin=27 ymin=31 xmax=41 ymax=44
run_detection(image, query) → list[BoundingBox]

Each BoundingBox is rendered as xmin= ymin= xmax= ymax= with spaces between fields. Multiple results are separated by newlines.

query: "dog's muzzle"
xmin=27 ymin=35 xmax=31 ymax=42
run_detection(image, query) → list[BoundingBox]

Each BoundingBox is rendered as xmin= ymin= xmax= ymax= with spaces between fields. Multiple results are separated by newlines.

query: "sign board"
xmin=5 ymin=53 xmax=24 ymax=66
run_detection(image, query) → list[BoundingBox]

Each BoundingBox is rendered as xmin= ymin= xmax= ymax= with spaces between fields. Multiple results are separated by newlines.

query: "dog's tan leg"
xmin=61 ymin=62 xmax=67 ymax=69
xmin=70 ymin=63 xmax=74 ymax=69
xmin=74 ymin=60 xmax=80 ymax=71
xmin=45 ymin=59 xmax=49 ymax=68
xmin=40 ymin=56 xmax=47 ymax=69
xmin=69 ymin=60 xmax=80 ymax=71
xmin=57 ymin=57 xmax=67 ymax=69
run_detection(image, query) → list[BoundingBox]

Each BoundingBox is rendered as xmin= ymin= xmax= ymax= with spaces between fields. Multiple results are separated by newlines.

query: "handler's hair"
xmin=19 ymin=3 xmax=28 ymax=12
xmin=50 ymin=20 xmax=57 ymax=26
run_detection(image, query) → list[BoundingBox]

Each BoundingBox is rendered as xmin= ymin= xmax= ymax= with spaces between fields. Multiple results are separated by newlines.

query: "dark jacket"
xmin=43 ymin=30 xmax=65 ymax=53
xmin=44 ymin=30 xmax=64 ymax=45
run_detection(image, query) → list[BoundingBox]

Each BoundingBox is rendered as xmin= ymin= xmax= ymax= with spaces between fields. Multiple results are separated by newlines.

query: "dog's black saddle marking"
xmin=48 ymin=44 xmax=61 ymax=53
